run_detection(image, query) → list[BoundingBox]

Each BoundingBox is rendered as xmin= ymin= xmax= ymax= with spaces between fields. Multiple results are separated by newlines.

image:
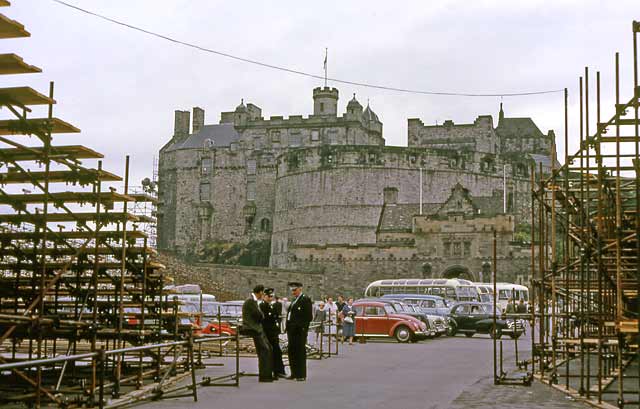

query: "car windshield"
xmin=383 ymin=305 xmax=395 ymax=314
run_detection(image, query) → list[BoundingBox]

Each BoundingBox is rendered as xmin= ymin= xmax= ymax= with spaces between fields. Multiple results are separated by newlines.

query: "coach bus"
xmin=364 ymin=278 xmax=480 ymax=304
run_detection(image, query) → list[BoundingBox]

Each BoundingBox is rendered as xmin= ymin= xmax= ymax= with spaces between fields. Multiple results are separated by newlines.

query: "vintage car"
xmin=448 ymin=302 xmax=525 ymax=339
xmin=202 ymin=321 xmax=236 ymax=336
xmin=381 ymin=294 xmax=451 ymax=317
xmin=352 ymin=300 xmax=428 ymax=343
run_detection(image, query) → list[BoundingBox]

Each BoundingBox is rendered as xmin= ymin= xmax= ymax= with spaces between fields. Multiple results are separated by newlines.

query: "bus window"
xmin=498 ymin=289 xmax=510 ymax=300
xmin=445 ymin=287 xmax=456 ymax=298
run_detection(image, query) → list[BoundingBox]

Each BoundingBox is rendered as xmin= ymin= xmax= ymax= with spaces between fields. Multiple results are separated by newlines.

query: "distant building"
xmin=158 ymin=88 xmax=555 ymax=293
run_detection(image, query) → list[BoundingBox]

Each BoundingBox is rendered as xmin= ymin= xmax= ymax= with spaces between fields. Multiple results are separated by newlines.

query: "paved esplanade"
xmin=159 ymin=336 xmax=588 ymax=409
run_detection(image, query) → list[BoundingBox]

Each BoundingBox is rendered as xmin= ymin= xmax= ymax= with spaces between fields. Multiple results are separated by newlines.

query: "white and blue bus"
xmin=364 ymin=278 xmax=480 ymax=304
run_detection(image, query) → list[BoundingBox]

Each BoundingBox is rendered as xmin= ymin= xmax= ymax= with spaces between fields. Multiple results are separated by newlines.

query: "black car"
xmin=448 ymin=302 xmax=524 ymax=339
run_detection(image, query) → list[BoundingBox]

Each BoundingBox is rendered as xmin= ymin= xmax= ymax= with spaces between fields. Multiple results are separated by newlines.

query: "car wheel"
xmin=394 ymin=326 xmax=412 ymax=343
xmin=489 ymin=326 xmax=502 ymax=339
xmin=447 ymin=321 xmax=457 ymax=336
xmin=465 ymin=332 xmax=474 ymax=338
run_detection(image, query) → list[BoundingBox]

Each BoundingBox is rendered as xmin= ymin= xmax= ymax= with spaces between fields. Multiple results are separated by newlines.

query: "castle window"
xmin=443 ymin=242 xmax=451 ymax=257
xmin=260 ymin=218 xmax=271 ymax=232
xmin=320 ymin=102 xmax=325 ymax=112
xmin=290 ymin=132 xmax=301 ymax=147
xmin=247 ymin=160 xmax=257 ymax=175
xmin=311 ymin=130 xmax=320 ymax=141
xmin=464 ymin=241 xmax=471 ymax=256
xmin=271 ymin=130 xmax=281 ymax=142
xmin=199 ymin=182 xmax=211 ymax=202
xmin=201 ymin=158 xmax=212 ymax=175
xmin=246 ymin=181 xmax=256 ymax=201
xmin=453 ymin=242 xmax=462 ymax=257
xmin=383 ymin=187 xmax=398 ymax=205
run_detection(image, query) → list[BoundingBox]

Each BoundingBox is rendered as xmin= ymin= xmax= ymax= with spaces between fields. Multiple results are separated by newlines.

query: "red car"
xmin=352 ymin=300 xmax=428 ymax=343
xmin=202 ymin=321 xmax=236 ymax=337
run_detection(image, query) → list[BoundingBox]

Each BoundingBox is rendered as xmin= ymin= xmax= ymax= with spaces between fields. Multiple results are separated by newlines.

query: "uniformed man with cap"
xmin=241 ymin=284 xmax=273 ymax=382
xmin=285 ymin=281 xmax=313 ymax=381
xmin=260 ymin=288 xmax=287 ymax=379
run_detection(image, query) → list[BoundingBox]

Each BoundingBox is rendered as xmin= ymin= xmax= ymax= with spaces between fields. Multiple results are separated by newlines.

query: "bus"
xmin=495 ymin=283 xmax=529 ymax=310
xmin=364 ymin=278 xmax=480 ymax=304
xmin=473 ymin=283 xmax=493 ymax=303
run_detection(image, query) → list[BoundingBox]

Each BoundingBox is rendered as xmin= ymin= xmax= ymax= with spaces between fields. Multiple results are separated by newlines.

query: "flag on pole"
xmin=323 ymin=48 xmax=328 ymax=87
xmin=324 ymin=48 xmax=327 ymax=70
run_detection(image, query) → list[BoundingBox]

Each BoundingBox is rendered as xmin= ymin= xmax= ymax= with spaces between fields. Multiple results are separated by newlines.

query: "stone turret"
xmin=234 ymin=99 xmax=248 ymax=126
xmin=313 ymin=87 xmax=339 ymax=117
xmin=345 ymin=93 xmax=363 ymax=121
xmin=362 ymin=102 xmax=382 ymax=134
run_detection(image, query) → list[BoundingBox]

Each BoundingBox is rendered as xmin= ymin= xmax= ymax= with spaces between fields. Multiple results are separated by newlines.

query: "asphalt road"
xmin=151 ymin=334 xmax=590 ymax=409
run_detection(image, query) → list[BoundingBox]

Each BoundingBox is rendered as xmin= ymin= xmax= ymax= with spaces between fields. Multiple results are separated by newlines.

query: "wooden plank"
xmin=0 ymin=210 xmax=150 ymax=223
xmin=0 ymin=117 xmax=80 ymax=135
xmin=0 ymin=86 xmax=55 ymax=106
xmin=0 ymin=191 xmax=135 ymax=205
xmin=0 ymin=13 xmax=28 ymax=38
xmin=0 ymin=145 xmax=103 ymax=161
xmin=0 ymin=169 xmax=121 ymax=184
xmin=0 ymin=53 xmax=41 ymax=75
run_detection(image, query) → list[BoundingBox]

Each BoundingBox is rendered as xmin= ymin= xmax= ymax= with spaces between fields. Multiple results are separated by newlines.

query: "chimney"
xmin=174 ymin=110 xmax=190 ymax=139
xmin=193 ymin=107 xmax=205 ymax=134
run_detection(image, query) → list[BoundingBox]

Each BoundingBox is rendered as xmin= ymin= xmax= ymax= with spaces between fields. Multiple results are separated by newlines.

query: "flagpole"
xmin=324 ymin=47 xmax=328 ymax=87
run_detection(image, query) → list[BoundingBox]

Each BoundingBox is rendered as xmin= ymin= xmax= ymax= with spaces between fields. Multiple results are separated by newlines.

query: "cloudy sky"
xmin=5 ymin=0 xmax=639 ymax=184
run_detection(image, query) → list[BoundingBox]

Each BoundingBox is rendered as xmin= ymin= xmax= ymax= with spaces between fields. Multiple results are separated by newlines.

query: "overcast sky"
xmin=5 ymin=0 xmax=639 ymax=185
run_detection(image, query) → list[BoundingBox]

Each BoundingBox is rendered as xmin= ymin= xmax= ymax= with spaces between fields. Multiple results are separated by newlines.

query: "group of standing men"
xmin=241 ymin=281 xmax=313 ymax=382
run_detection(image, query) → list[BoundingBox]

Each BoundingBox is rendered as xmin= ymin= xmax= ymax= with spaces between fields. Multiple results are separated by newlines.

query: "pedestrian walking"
xmin=286 ymin=281 xmax=313 ymax=381
xmin=336 ymin=295 xmax=346 ymax=314
xmin=312 ymin=301 xmax=327 ymax=346
xmin=340 ymin=298 xmax=356 ymax=345
xmin=260 ymin=288 xmax=287 ymax=379
xmin=241 ymin=285 xmax=273 ymax=382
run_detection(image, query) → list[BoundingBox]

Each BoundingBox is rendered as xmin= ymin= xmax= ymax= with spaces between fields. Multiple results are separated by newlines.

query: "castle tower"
xmin=345 ymin=93 xmax=363 ymax=121
xmin=313 ymin=86 xmax=339 ymax=116
xmin=234 ymin=99 xmax=248 ymax=126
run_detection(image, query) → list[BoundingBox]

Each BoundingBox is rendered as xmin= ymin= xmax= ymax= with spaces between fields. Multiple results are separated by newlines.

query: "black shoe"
xmin=286 ymin=376 xmax=297 ymax=380
xmin=295 ymin=377 xmax=306 ymax=382
xmin=276 ymin=372 xmax=287 ymax=378
xmin=259 ymin=378 xmax=273 ymax=383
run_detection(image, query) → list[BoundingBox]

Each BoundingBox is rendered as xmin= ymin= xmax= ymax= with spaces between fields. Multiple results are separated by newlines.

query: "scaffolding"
xmin=530 ymin=21 xmax=640 ymax=408
xmin=0 ymin=4 xmax=216 ymax=407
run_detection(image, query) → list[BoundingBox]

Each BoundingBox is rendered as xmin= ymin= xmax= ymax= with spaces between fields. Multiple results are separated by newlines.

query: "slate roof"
xmin=164 ymin=124 xmax=241 ymax=152
xmin=528 ymin=153 xmax=561 ymax=169
xmin=496 ymin=117 xmax=544 ymax=138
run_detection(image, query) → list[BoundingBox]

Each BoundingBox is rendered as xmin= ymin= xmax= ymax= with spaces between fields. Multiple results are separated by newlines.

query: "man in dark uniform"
xmin=286 ymin=281 xmax=313 ymax=381
xmin=241 ymin=285 xmax=273 ymax=382
xmin=274 ymin=296 xmax=284 ymax=333
xmin=260 ymin=288 xmax=287 ymax=379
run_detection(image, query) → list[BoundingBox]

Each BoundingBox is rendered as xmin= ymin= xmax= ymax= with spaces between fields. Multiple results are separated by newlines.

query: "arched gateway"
xmin=442 ymin=265 xmax=476 ymax=281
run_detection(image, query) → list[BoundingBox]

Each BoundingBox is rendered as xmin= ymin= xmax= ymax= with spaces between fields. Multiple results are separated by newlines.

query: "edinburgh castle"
xmin=157 ymin=87 xmax=556 ymax=296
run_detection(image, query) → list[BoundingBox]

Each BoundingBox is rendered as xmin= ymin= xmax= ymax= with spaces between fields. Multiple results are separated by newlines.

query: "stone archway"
xmin=441 ymin=265 xmax=475 ymax=281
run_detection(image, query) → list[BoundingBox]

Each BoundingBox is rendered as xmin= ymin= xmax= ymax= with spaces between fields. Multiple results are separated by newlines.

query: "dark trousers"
xmin=287 ymin=324 xmax=308 ymax=379
xmin=265 ymin=330 xmax=285 ymax=376
xmin=252 ymin=332 xmax=273 ymax=381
